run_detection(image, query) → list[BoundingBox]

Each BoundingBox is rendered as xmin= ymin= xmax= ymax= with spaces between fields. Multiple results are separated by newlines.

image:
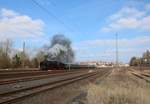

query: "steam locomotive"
xmin=40 ymin=60 xmax=96 ymax=70
xmin=40 ymin=60 xmax=66 ymax=70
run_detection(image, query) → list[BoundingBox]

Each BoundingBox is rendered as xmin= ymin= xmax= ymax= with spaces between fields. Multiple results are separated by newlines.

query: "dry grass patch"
xmin=86 ymin=72 xmax=150 ymax=104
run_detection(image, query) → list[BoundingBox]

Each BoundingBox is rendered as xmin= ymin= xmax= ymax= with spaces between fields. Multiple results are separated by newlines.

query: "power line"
xmin=31 ymin=0 xmax=74 ymax=32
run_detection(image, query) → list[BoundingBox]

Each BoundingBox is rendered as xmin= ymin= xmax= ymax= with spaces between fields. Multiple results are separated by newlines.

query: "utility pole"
xmin=22 ymin=41 xmax=25 ymax=68
xmin=68 ymin=54 xmax=70 ymax=71
xmin=69 ymin=63 xmax=70 ymax=71
xmin=116 ymin=33 xmax=119 ymax=68
xmin=5 ymin=39 xmax=9 ymax=57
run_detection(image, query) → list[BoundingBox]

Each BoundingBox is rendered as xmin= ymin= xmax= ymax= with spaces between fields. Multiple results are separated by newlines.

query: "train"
xmin=40 ymin=60 xmax=66 ymax=70
xmin=40 ymin=60 xmax=96 ymax=70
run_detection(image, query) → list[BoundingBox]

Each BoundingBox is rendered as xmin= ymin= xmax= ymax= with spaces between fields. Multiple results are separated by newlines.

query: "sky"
xmin=0 ymin=0 xmax=150 ymax=63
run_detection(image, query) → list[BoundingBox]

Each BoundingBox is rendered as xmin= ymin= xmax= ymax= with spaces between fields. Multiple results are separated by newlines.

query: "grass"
xmin=86 ymin=69 xmax=150 ymax=104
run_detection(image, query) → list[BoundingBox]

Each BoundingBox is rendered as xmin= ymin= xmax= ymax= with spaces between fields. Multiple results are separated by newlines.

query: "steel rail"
xmin=141 ymin=73 xmax=150 ymax=77
xmin=0 ymin=70 xmax=67 ymax=79
xmin=0 ymin=71 xmax=98 ymax=104
xmin=89 ymin=69 xmax=112 ymax=83
xmin=0 ymin=69 xmax=38 ymax=73
xmin=131 ymin=72 xmax=150 ymax=83
xmin=0 ymin=70 xmax=86 ymax=85
xmin=0 ymin=71 xmax=92 ymax=96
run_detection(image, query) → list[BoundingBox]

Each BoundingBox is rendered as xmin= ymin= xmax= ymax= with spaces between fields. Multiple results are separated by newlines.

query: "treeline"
xmin=130 ymin=50 xmax=150 ymax=67
xmin=0 ymin=39 xmax=45 ymax=69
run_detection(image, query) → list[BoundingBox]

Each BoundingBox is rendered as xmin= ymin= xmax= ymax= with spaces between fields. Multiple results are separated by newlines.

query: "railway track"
xmin=0 ymin=69 xmax=38 ymax=73
xmin=89 ymin=68 xmax=112 ymax=83
xmin=0 ymin=70 xmax=88 ymax=85
xmin=141 ymin=73 xmax=150 ymax=77
xmin=0 ymin=70 xmax=67 ymax=79
xmin=0 ymin=70 xmax=101 ymax=104
xmin=130 ymin=71 xmax=150 ymax=83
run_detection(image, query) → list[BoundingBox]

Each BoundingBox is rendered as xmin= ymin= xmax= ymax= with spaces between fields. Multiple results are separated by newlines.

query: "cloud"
xmin=78 ymin=36 xmax=150 ymax=47
xmin=101 ymin=5 xmax=150 ymax=32
xmin=0 ymin=8 xmax=45 ymax=40
xmin=74 ymin=36 xmax=150 ymax=62
xmin=145 ymin=3 xmax=150 ymax=11
xmin=109 ymin=6 xmax=145 ymax=21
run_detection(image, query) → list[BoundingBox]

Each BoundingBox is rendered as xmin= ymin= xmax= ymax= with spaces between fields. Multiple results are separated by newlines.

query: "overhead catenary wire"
xmin=31 ymin=0 xmax=74 ymax=32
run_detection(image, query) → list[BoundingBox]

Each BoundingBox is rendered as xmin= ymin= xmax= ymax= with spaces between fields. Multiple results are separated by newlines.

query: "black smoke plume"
xmin=44 ymin=34 xmax=74 ymax=63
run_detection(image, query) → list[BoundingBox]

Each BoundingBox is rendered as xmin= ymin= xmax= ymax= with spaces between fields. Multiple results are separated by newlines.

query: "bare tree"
xmin=12 ymin=54 xmax=21 ymax=68
xmin=0 ymin=39 xmax=13 ymax=69
xmin=35 ymin=51 xmax=45 ymax=67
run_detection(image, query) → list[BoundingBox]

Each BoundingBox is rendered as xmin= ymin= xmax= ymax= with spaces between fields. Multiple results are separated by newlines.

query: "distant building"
xmin=80 ymin=61 xmax=115 ymax=67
